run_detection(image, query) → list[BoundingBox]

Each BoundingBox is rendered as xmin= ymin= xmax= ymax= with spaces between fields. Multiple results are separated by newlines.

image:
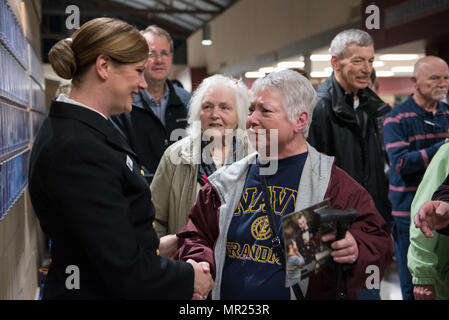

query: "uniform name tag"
xmin=126 ymin=155 xmax=133 ymax=172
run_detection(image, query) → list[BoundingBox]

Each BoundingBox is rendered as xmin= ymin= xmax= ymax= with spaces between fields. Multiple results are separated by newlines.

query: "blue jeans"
xmin=392 ymin=215 xmax=414 ymax=300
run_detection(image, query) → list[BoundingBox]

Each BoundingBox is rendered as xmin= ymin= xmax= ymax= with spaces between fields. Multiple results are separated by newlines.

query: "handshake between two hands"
xmin=158 ymin=235 xmax=214 ymax=299
xmin=187 ymin=259 xmax=214 ymax=300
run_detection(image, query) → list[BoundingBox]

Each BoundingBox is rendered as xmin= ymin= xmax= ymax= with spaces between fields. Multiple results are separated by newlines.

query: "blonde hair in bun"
xmin=48 ymin=17 xmax=149 ymax=86
xmin=49 ymin=38 xmax=77 ymax=80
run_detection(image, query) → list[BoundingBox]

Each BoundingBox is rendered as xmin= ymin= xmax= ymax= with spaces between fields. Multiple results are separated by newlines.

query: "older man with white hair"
xmin=308 ymin=29 xmax=392 ymax=230
xmin=176 ymin=70 xmax=392 ymax=300
xmin=308 ymin=29 xmax=393 ymax=300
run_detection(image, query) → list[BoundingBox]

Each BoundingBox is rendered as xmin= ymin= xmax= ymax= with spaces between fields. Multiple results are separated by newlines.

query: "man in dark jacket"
xmin=308 ymin=29 xmax=391 ymax=227
xmin=307 ymin=29 xmax=392 ymax=300
xmin=112 ymin=25 xmax=191 ymax=184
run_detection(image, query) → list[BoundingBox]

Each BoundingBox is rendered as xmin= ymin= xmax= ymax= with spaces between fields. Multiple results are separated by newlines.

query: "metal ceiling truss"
xmin=41 ymin=0 xmax=238 ymax=62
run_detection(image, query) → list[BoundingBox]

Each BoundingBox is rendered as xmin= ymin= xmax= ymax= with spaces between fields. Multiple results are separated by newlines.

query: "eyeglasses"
xmin=148 ymin=50 xmax=172 ymax=60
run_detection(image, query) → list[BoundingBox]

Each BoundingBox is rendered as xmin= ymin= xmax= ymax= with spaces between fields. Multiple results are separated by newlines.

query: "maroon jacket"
xmin=176 ymin=163 xmax=393 ymax=299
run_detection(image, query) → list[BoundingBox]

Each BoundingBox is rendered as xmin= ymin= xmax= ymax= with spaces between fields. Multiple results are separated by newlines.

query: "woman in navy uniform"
xmin=28 ymin=17 xmax=213 ymax=299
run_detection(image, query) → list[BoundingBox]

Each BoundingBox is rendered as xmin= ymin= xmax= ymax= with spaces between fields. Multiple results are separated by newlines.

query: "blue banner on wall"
xmin=0 ymin=102 xmax=30 ymax=159
xmin=0 ymin=148 xmax=30 ymax=220
xmin=0 ymin=0 xmax=27 ymax=68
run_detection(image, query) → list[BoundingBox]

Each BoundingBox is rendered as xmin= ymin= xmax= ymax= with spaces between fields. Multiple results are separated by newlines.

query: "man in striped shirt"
xmin=383 ymin=56 xmax=449 ymax=300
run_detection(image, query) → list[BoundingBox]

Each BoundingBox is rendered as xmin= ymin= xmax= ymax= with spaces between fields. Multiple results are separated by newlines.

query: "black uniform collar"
xmin=49 ymin=99 xmax=138 ymax=158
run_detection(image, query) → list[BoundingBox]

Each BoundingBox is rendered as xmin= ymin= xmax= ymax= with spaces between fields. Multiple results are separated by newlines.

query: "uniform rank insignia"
xmin=126 ymin=155 xmax=133 ymax=172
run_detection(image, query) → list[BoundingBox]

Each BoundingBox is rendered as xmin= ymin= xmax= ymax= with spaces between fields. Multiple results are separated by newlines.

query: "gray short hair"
xmin=251 ymin=70 xmax=317 ymax=138
xmin=187 ymin=74 xmax=250 ymax=138
xmin=329 ymin=29 xmax=374 ymax=57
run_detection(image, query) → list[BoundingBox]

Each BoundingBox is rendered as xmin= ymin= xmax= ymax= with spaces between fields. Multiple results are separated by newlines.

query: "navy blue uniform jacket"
xmin=29 ymin=100 xmax=193 ymax=299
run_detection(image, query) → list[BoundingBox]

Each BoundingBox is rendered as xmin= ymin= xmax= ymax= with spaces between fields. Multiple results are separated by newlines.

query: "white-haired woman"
xmin=152 ymin=74 xmax=251 ymax=257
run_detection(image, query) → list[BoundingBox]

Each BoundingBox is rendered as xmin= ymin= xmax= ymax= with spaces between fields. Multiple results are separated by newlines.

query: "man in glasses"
xmin=383 ymin=56 xmax=449 ymax=300
xmin=112 ymin=25 xmax=191 ymax=185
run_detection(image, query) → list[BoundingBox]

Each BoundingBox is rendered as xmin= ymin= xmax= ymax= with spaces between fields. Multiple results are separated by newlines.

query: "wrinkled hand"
xmin=414 ymin=201 xmax=449 ymax=238
xmin=187 ymin=259 xmax=214 ymax=300
xmin=159 ymin=234 xmax=178 ymax=258
xmin=321 ymin=231 xmax=358 ymax=264
xmin=414 ymin=285 xmax=435 ymax=300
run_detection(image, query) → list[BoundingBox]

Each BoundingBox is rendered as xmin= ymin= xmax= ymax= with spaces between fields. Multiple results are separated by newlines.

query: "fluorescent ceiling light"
xmin=310 ymin=71 xmax=332 ymax=78
xmin=310 ymin=54 xmax=331 ymax=61
xmin=202 ymin=24 xmax=212 ymax=46
xmin=245 ymin=71 xmax=265 ymax=78
xmin=274 ymin=66 xmax=288 ymax=72
xmin=376 ymin=71 xmax=395 ymax=77
xmin=259 ymin=67 xmax=275 ymax=73
xmin=379 ymin=54 xmax=419 ymax=61
xmin=373 ymin=61 xmax=385 ymax=67
xmin=391 ymin=66 xmax=414 ymax=73
xmin=277 ymin=61 xmax=305 ymax=68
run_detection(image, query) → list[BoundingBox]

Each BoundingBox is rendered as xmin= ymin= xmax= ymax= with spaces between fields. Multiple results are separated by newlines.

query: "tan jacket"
xmin=151 ymin=135 xmax=250 ymax=236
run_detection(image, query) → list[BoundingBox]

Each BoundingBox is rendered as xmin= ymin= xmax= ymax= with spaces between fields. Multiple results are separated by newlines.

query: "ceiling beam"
xmin=147 ymin=15 xmax=193 ymax=37
xmin=41 ymin=0 xmax=234 ymax=39
xmin=175 ymin=0 xmax=210 ymax=22
xmin=151 ymin=0 xmax=203 ymax=30
xmin=201 ymin=0 xmax=226 ymax=11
